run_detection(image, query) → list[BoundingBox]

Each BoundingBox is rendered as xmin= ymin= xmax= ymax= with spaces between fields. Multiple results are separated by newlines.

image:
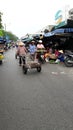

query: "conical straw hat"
xmin=59 ymin=50 xmax=63 ymax=53
xmin=18 ymin=42 xmax=24 ymax=46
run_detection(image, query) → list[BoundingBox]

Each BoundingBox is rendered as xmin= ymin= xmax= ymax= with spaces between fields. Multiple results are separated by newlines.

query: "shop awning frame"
xmin=44 ymin=28 xmax=73 ymax=37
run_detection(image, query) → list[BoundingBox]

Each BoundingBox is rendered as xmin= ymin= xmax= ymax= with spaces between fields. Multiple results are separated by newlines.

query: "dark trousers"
xmin=19 ymin=56 xmax=25 ymax=65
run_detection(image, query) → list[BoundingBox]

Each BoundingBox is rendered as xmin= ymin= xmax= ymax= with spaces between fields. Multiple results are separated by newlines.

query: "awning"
xmin=44 ymin=32 xmax=54 ymax=37
xmin=55 ymin=19 xmax=73 ymax=29
xmin=0 ymin=37 xmax=4 ymax=44
xmin=44 ymin=28 xmax=73 ymax=37
xmin=21 ymin=36 xmax=33 ymax=43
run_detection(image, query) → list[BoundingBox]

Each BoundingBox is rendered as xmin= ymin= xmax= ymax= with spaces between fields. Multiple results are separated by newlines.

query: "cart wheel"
xmin=23 ymin=66 xmax=27 ymax=74
xmin=37 ymin=66 xmax=41 ymax=72
xmin=15 ymin=54 xmax=17 ymax=59
xmin=0 ymin=60 xmax=2 ymax=65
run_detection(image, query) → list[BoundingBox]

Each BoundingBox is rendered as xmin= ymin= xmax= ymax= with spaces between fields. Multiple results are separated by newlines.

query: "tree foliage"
xmin=0 ymin=29 xmax=18 ymax=41
xmin=0 ymin=12 xmax=18 ymax=41
xmin=6 ymin=31 xmax=18 ymax=41
xmin=0 ymin=12 xmax=3 ymax=29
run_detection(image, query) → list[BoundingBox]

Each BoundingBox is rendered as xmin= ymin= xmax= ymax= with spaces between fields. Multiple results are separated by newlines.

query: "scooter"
xmin=36 ymin=49 xmax=46 ymax=64
xmin=64 ymin=50 xmax=73 ymax=67
xmin=0 ymin=50 xmax=4 ymax=64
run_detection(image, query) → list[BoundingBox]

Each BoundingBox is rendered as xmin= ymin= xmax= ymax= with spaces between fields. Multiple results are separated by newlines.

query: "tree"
xmin=0 ymin=12 xmax=18 ymax=41
xmin=0 ymin=12 xmax=3 ymax=29
xmin=0 ymin=30 xmax=3 ymax=36
xmin=6 ymin=31 xmax=18 ymax=41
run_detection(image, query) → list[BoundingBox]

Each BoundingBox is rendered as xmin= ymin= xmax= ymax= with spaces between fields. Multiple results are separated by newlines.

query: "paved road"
xmin=0 ymin=48 xmax=73 ymax=130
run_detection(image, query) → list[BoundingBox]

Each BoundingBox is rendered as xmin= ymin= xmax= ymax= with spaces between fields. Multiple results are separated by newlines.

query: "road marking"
xmin=51 ymin=71 xmax=66 ymax=75
xmin=52 ymin=72 xmax=58 ymax=75
xmin=60 ymin=71 xmax=66 ymax=74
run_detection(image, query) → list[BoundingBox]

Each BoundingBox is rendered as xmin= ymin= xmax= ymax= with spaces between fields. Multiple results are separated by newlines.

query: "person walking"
xmin=17 ymin=41 xmax=27 ymax=66
xmin=28 ymin=40 xmax=37 ymax=60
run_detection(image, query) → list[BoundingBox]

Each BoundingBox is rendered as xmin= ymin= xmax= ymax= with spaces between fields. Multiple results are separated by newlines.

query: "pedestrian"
xmin=28 ymin=40 xmax=37 ymax=60
xmin=17 ymin=41 xmax=27 ymax=66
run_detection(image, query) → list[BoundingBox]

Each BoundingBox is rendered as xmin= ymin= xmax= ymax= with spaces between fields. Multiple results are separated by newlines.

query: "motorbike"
xmin=64 ymin=50 xmax=73 ymax=67
xmin=36 ymin=49 xmax=46 ymax=64
xmin=0 ymin=49 xmax=4 ymax=64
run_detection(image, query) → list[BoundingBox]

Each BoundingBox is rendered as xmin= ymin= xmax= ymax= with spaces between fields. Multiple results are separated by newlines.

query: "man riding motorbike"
xmin=36 ymin=40 xmax=45 ymax=63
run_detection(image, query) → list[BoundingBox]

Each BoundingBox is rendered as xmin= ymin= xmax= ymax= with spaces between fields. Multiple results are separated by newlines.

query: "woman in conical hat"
xmin=18 ymin=41 xmax=24 ymax=46
xmin=17 ymin=41 xmax=27 ymax=66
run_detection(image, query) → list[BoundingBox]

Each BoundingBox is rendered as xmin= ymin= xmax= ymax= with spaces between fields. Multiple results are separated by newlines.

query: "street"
xmin=0 ymin=48 xmax=73 ymax=130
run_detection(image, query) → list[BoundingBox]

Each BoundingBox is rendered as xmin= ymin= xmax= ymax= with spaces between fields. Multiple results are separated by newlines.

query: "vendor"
xmin=45 ymin=47 xmax=57 ymax=62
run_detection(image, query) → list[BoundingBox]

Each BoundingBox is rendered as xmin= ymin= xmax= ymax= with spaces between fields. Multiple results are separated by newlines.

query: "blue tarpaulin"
xmin=0 ymin=37 xmax=3 ymax=40
xmin=0 ymin=37 xmax=4 ymax=43
xmin=44 ymin=28 xmax=73 ymax=37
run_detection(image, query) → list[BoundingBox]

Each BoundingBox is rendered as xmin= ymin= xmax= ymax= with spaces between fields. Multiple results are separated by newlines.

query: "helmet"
xmin=38 ymin=40 xmax=42 ymax=43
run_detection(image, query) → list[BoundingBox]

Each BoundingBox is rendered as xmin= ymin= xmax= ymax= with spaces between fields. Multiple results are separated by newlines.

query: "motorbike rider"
xmin=37 ymin=40 xmax=45 ymax=49
xmin=36 ymin=40 xmax=45 ymax=63
xmin=17 ymin=41 xmax=27 ymax=66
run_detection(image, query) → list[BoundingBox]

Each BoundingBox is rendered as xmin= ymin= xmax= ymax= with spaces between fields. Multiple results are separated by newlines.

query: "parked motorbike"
xmin=64 ymin=50 xmax=73 ymax=67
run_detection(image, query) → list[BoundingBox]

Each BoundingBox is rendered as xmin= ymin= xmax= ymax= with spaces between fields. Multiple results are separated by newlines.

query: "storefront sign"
xmin=55 ymin=6 xmax=69 ymax=29
xmin=55 ymin=10 xmax=63 ymax=25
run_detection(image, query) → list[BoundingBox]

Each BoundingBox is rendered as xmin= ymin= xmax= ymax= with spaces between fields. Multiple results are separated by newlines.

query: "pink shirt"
xmin=55 ymin=50 xmax=59 ymax=57
xmin=37 ymin=44 xmax=44 ymax=49
xmin=17 ymin=46 xmax=26 ymax=56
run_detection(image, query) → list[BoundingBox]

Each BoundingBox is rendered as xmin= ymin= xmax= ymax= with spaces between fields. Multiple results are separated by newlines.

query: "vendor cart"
xmin=22 ymin=53 xmax=41 ymax=74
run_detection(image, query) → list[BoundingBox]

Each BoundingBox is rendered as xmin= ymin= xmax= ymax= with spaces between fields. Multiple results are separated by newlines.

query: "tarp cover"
xmin=44 ymin=28 xmax=73 ymax=37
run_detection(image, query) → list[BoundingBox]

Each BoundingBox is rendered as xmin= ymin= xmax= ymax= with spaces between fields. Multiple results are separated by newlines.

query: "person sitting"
xmin=57 ymin=50 xmax=64 ymax=62
xmin=45 ymin=48 xmax=58 ymax=62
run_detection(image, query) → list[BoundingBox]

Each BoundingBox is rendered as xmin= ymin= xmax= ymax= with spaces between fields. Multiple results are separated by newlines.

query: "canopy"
xmin=44 ymin=28 xmax=73 ymax=37
xmin=0 ymin=37 xmax=4 ymax=44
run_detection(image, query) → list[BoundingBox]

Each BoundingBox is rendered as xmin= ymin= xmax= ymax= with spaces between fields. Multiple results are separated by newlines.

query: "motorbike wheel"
xmin=38 ymin=57 xmax=45 ymax=64
xmin=64 ymin=56 xmax=73 ymax=67
xmin=37 ymin=66 xmax=41 ymax=72
xmin=23 ymin=66 xmax=27 ymax=74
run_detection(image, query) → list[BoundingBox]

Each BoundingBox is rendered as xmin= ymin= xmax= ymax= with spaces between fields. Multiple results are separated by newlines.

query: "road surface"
xmin=0 ymin=48 xmax=73 ymax=130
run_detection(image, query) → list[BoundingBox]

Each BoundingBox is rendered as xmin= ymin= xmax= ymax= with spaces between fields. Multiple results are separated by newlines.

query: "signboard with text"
xmin=55 ymin=6 xmax=69 ymax=29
